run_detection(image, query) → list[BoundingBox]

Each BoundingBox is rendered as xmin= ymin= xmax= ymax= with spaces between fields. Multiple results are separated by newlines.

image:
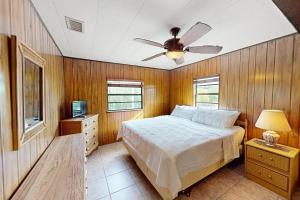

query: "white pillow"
xmin=192 ymin=108 xmax=240 ymax=128
xmin=171 ymin=105 xmax=196 ymax=120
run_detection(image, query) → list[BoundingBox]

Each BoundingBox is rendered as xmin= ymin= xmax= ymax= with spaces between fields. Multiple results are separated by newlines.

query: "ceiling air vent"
xmin=65 ymin=16 xmax=84 ymax=33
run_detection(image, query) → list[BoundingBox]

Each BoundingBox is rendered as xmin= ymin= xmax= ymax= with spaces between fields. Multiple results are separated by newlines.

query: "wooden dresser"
xmin=245 ymin=138 xmax=299 ymax=200
xmin=60 ymin=114 xmax=99 ymax=156
xmin=12 ymin=134 xmax=86 ymax=200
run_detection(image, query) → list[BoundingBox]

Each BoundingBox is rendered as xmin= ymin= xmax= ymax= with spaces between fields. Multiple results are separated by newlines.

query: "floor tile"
xmin=123 ymin=156 xmax=137 ymax=169
xmin=99 ymin=195 xmax=111 ymax=200
xmin=106 ymin=170 xmax=135 ymax=193
xmin=191 ymin=180 xmax=227 ymax=200
xmin=87 ymin=165 xmax=105 ymax=182
xmin=128 ymin=166 xmax=148 ymax=183
xmin=230 ymin=178 xmax=280 ymax=200
xmin=104 ymin=160 xmax=127 ymax=176
xmin=101 ymin=152 xmax=124 ymax=164
xmin=143 ymin=193 xmax=162 ymax=200
xmin=87 ymin=150 xmax=102 ymax=163
xmin=217 ymin=190 xmax=251 ymax=200
xmin=136 ymin=179 xmax=159 ymax=197
xmin=110 ymin=185 xmax=144 ymax=200
xmin=88 ymin=178 xmax=109 ymax=200
xmin=87 ymin=142 xmax=299 ymax=200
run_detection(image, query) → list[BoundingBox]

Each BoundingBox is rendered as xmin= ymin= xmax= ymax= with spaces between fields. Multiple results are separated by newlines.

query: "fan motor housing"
xmin=164 ymin=38 xmax=184 ymax=51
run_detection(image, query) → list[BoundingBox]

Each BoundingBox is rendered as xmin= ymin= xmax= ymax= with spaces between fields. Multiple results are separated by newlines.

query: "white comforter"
xmin=117 ymin=115 xmax=244 ymax=198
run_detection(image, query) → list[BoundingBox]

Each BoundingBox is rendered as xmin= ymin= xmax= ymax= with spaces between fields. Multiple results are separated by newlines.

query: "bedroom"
xmin=0 ymin=0 xmax=300 ymax=199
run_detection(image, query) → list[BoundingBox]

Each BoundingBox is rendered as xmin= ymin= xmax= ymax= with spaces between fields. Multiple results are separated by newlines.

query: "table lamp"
xmin=255 ymin=110 xmax=291 ymax=146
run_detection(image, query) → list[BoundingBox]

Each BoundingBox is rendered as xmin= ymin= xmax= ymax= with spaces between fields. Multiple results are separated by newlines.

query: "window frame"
xmin=106 ymin=79 xmax=144 ymax=112
xmin=193 ymin=75 xmax=220 ymax=109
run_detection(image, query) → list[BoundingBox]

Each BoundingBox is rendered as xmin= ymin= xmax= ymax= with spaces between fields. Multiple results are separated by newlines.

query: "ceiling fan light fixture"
xmin=166 ymin=51 xmax=184 ymax=59
xmin=135 ymin=22 xmax=219 ymax=64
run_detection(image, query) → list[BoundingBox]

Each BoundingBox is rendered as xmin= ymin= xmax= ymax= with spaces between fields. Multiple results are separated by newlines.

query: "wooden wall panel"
xmin=0 ymin=0 xmax=65 ymax=199
xmin=227 ymin=51 xmax=240 ymax=110
xmin=219 ymin=54 xmax=229 ymax=109
xmin=238 ymin=48 xmax=249 ymax=120
xmin=0 ymin=1 xmax=12 ymax=199
xmin=252 ymin=43 xmax=267 ymax=140
xmin=290 ymin=35 xmax=300 ymax=148
xmin=63 ymin=58 xmax=170 ymax=145
xmin=170 ymin=34 xmax=300 ymax=149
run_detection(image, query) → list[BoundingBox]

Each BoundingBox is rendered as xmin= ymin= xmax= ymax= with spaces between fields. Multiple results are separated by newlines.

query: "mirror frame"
xmin=10 ymin=35 xmax=46 ymax=150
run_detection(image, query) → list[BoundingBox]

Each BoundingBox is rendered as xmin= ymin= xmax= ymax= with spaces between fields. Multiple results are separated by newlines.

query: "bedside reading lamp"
xmin=255 ymin=110 xmax=291 ymax=147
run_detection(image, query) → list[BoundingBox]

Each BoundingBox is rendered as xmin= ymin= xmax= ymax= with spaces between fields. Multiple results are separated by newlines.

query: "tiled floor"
xmin=87 ymin=142 xmax=300 ymax=200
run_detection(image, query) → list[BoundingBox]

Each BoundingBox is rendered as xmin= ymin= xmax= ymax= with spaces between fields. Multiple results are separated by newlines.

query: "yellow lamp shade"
xmin=166 ymin=51 xmax=184 ymax=59
xmin=255 ymin=110 xmax=291 ymax=132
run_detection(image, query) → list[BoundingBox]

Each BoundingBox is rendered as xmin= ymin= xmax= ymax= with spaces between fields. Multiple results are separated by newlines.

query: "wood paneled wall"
xmin=0 ymin=0 xmax=65 ymax=199
xmin=63 ymin=58 xmax=170 ymax=145
xmin=170 ymin=34 xmax=300 ymax=149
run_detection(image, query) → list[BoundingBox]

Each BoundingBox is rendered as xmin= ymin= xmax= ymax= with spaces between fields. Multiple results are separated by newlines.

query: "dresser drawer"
xmin=83 ymin=128 xmax=91 ymax=138
xmin=86 ymin=140 xmax=98 ymax=155
xmin=90 ymin=116 xmax=97 ymax=125
xmin=87 ymin=126 xmax=97 ymax=138
xmin=247 ymin=146 xmax=290 ymax=172
xmin=86 ymin=134 xmax=97 ymax=146
xmin=247 ymin=161 xmax=288 ymax=191
xmin=89 ymin=124 xmax=97 ymax=133
xmin=82 ymin=119 xmax=90 ymax=129
xmin=82 ymin=116 xmax=97 ymax=129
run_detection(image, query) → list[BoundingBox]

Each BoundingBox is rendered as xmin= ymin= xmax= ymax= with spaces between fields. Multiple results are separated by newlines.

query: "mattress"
xmin=117 ymin=115 xmax=245 ymax=198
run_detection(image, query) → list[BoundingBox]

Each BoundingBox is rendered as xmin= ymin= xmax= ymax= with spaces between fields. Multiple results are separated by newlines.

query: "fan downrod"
xmin=170 ymin=27 xmax=180 ymax=38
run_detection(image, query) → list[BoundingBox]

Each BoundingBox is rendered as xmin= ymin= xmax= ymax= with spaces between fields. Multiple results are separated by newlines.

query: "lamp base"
xmin=263 ymin=130 xmax=280 ymax=147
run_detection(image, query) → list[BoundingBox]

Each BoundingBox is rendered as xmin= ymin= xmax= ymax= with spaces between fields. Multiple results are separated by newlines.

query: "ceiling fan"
xmin=134 ymin=22 xmax=222 ymax=65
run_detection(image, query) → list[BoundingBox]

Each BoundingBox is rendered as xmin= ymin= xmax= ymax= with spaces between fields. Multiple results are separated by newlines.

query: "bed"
xmin=117 ymin=107 xmax=247 ymax=200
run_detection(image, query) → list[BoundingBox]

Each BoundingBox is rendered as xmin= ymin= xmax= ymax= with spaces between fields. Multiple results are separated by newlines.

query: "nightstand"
xmin=245 ymin=138 xmax=299 ymax=200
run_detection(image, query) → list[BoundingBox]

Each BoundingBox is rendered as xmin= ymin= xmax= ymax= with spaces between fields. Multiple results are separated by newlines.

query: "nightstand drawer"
xmin=247 ymin=161 xmax=288 ymax=191
xmin=247 ymin=146 xmax=289 ymax=172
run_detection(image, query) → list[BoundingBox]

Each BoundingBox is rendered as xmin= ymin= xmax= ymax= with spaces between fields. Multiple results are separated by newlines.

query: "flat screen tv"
xmin=72 ymin=100 xmax=87 ymax=118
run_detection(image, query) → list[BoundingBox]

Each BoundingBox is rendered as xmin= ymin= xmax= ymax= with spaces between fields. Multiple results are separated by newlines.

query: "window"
xmin=194 ymin=75 xmax=219 ymax=109
xmin=107 ymin=80 xmax=143 ymax=112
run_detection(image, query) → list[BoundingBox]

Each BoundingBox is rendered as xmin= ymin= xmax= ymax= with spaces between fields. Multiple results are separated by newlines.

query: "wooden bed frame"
xmin=122 ymin=119 xmax=248 ymax=200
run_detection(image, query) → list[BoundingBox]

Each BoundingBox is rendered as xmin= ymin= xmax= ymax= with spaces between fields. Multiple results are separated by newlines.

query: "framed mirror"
xmin=11 ymin=35 xmax=46 ymax=150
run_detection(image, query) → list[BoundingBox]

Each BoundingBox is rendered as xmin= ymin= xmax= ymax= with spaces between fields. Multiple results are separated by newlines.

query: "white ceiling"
xmin=32 ymin=0 xmax=296 ymax=70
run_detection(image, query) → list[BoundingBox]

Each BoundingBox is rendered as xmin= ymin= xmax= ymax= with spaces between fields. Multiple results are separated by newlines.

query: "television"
xmin=71 ymin=100 xmax=87 ymax=118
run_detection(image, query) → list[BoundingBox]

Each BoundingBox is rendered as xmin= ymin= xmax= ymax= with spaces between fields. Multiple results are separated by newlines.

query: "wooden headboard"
xmin=235 ymin=119 xmax=248 ymax=143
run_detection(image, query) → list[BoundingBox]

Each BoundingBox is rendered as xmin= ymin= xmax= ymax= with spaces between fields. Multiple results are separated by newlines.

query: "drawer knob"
xmin=258 ymin=154 xmax=262 ymax=157
xmin=93 ymin=120 xmax=96 ymax=123
xmin=269 ymin=157 xmax=274 ymax=161
xmin=85 ymin=124 xmax=87 ymax=127
xmin=93 ymin=127 xmax=96 ymax=130
xmin=268 ymin=175 xmax=272 ymax=179
xmin=85 ymin=132 xmax=88 ymax=135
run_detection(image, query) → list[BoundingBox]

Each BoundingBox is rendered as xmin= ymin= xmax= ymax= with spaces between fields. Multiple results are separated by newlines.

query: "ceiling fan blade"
xmin=186 ymin=45 xmax=223 ymax=54
xmin=174 ymin=56 xmax=184 ymax=65
xmin=134 ymin=38 xmax=164 ymax=48
xmin=142 ymin=52 xmax=165 ymax=61
xmin=179 ymin=22 xmax=212 ymax=46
